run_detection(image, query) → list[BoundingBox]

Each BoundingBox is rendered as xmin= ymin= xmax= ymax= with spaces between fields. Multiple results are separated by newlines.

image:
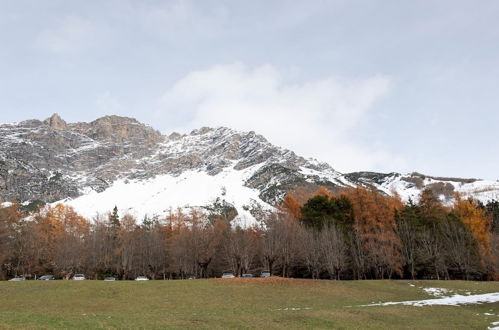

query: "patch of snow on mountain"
xmin=376 ymin=175 xmax=421 ymax=202
xmin=299 ymin=166 xmax=351 ymax=187
xmin=376 ymin=174 xmax=499 ymax=204
xmin=456 ymin=180 xmax=499 ymax=202
xmin=60 ymin=163 xmax=274 ymax=225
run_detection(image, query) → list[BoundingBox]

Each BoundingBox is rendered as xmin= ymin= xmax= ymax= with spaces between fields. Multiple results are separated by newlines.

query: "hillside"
xmin=0 ymin=114 xmax=498 ymax=222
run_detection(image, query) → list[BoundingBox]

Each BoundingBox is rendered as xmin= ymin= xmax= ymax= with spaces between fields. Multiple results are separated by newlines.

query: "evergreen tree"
xmin=485 ymin=200 xmax=499 ymax=234
xmin=299 ymin=195 xmax=354 ymax=229
xmin=300 ymin=195 xmax=337 ymax=229
xmin=109 ymin=206 xmax=120 ymax=228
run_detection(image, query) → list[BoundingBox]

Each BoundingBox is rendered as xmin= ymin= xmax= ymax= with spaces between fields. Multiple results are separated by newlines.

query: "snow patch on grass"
xmin=422 ymin=287 xmax=451 ymax=297
xmin=272 ymin=307 xmax=312 ymax=311
xmin=489 ymin=321 xmax=499 ymax=330
xmin=360 ymin=292 xmax=499 ymax=307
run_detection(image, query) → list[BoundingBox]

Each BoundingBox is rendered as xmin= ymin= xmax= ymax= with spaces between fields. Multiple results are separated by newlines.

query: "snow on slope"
xmin=374 ymin=174 xmax=499 ymax=205
xmin=62 ymin=162 xmax=274 ymax=226
xmin=456 ymin=180 xmax=499 ymax=202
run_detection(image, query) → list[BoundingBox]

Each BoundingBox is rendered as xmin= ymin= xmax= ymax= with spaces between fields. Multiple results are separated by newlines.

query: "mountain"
xmin=1 ymin=114 xmax=498 ymax=224
xmin=346 ymin=171 xmax=499 ymax=205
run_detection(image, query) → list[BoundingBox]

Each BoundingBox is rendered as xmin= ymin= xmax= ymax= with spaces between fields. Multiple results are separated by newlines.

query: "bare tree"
xmin=299 ymin=227 xmax=322 ymax=279
xmin=320 ymin=225 xmax=347 ymax=280
xmin=439 ymin=218 xmax=480 ymax=280
xmin=418 ymin=226 xmax=448 ymax=280
xmin=396 ymin=218 xmax=418 ymax=279
xmin=258 ymin=213 xmax=281 ymax=275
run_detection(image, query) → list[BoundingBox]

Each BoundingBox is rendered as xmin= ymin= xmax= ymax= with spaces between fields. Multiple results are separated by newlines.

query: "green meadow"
xmin=0 ymin=279 xmax=497 ymax=329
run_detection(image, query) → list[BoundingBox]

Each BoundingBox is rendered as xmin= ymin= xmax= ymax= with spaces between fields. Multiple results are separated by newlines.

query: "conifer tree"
xmin=109 ymin=206 xmax=120 ymax=228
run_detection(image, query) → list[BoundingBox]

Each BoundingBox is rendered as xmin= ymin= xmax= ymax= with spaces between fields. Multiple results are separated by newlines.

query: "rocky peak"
xmin=70 ymin=115 xmax=164 ymax=144
xmin=44 ymin=114 xmax=68 ymax=131
xmin=2 ymin=114 xmax=497 ymax=218
xmin=190 ymin=127 xmax=214 ymax=136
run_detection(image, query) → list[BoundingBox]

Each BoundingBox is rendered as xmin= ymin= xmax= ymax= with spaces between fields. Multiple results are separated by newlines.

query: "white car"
xmin=221 ymin=272 xmax=235 ymax=279
xmin=9 ymin=276 xmax=25 ymax=281
xmin=260 ymin=271 xmax=271 ymax=278
xmin=72 ymin=274 xmax=86 ymax=280
xmin=135 ymin=276 xmax=149 ymax=281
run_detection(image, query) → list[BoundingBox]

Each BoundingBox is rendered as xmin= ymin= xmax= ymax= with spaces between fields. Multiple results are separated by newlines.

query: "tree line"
xmin=0 ymin=186 xmax=498 ymax=280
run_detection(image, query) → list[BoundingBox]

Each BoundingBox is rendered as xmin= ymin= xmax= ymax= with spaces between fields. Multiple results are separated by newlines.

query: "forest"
xmin=0 ymin=186 xmax=498 ymax=281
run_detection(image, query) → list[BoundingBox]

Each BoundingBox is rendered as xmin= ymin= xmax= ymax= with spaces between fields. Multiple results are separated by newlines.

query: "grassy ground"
xmin=0 ymin=278 xmax=497 ymax=329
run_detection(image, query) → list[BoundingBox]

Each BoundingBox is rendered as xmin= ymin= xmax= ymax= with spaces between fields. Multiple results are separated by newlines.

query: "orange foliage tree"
xmin=36 ymin=204 xmax=90 ymax=278
xmin=343 ymin=187 xmax=404 ymax=278
xmin=281 ymin=194 xmax=302 ymax=218
xmin=315 ymin=186 xmax=331 ymax=198
xmin=453 ymin=198 xmax=492 ymax=260
xmin=281 ymin=186 xmax=333 ymax=219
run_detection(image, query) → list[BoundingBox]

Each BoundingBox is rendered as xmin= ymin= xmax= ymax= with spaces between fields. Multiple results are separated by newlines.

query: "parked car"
xmin=38 ymin=275 xmax=55 ymax=280
xmin=260 ymin=271 xmax=271 ymax=278
xmin=242 ymin=273 xmax=253 ymax=278
xmin=72 ymin=274 xmax=86 ymax=280
xmin=134 ymin=276 xmax=149 ymax=281
xmin=104 ymin=277 xmax=116 ymax=281
xmin=187 ymin=275 xmax=196 ymax=280
xmin=8 ymin=276 xmax=25 ymax=281
xmin=221 ymin=272 xmax=235 ymax=279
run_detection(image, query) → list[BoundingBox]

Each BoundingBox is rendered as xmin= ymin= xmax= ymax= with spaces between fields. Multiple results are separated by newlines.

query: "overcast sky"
xmin=1 ymin=0 xmax=498 ymax=179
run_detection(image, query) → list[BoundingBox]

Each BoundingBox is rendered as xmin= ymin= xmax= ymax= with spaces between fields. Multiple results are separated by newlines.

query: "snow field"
xmin=62 ymin=163 xmax=274 ymax=225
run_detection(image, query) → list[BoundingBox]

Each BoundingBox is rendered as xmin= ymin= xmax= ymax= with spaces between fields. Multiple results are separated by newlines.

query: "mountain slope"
xmin=0 ymin=114 xmax=497 ymax=223
xmin=345 ymin=172 xmax=499 ymax=205
xmin=0 ymin=114 xmax=349 ymax=222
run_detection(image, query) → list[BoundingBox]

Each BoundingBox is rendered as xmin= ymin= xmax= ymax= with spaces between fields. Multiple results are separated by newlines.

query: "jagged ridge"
xmin=0 ymin=114 xmax=498 ymax=222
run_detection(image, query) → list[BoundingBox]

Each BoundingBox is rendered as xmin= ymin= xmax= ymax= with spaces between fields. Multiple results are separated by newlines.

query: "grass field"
xmin=0 ymin=278 xmax=498 ymax=329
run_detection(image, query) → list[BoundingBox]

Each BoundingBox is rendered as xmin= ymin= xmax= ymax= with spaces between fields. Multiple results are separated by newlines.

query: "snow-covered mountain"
xmin=0 ymin=114 xmax=498 ymax=224
xmin=346 ymin=171 xmax=499 ymax=205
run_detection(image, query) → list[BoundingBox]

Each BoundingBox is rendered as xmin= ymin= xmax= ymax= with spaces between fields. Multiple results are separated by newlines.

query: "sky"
xmin=1 ymin=0 xmax=498 ymax=179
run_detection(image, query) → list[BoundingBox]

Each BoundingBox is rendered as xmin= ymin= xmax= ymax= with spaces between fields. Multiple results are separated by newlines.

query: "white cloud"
xmin=35 ymin=16 xmax=107 ymax=54
xmin=159 ymin=63 xmax=406 ymax=172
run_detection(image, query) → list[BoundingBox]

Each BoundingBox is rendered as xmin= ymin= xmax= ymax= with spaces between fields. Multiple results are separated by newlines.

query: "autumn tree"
xmin=453 ymin=198 xmax=492 ymax=256
xmin=343 ymin=187 xmax=403 ymax=279
xmin=418 ymin=189 xmax=448 ymax=225
xmin=315 ymin=186 xmax=331 ymax=198
xmin=0 ymin=203 xmax=25 ymax=278
xmin=281 ymin=194 xmax=301 ymax=218
xmin=119 ymin=214 xmax=138 ymax=279
xmin=44 ymin=204 xmax=89 ymax=278
xmin=192 ymin=212 xmax=226 ymax=278
xmin=438 ymin=214 xmax=480 ymax=280
xmin=86 ymin=216 xmax=117 ymax=278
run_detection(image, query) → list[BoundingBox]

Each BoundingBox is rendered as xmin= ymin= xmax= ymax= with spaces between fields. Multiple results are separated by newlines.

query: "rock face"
xmin=0 ymin=114 xmax=498 ymax=220
xmin=44 ymin=114 xmax=68 ymax=131
xmin=0 ymin=115 xmax=347 ymax=218
xmin=0 ymin=115 xmax=164 ymax=203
